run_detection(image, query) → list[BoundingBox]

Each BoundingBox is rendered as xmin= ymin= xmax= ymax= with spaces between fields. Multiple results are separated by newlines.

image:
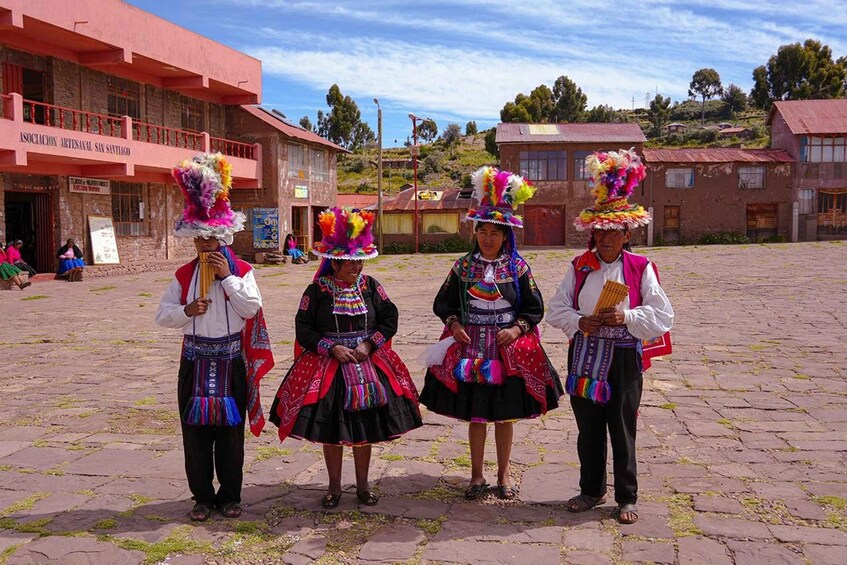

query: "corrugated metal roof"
xmin=382 ymin=187 xmax=474 ymax=211
xmin=239 ymin=106 xmax=348 ymax=152
xmin=718 ymin=127 xmax=750 ymax=134
xmin=496 ymin=122 xmax=647 ymax=144
xmin=642 ymin=148 xmax=794 ymax=163
xmin=336 ymin=194 xmax=378 ymax=208
xmin=766 ymin=99 xmax=847 ymax=134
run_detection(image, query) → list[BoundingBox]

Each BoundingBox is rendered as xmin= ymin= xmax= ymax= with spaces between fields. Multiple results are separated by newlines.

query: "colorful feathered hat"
xmin=465 ymin=166 xmax=536 ymax=228
xmin=574 ymin=148 xmax=651 ymax=231
xmin=172 ymin=153 xmax=245 ymax=245
xmin=312 ymin=207 xmax=378 ymax=260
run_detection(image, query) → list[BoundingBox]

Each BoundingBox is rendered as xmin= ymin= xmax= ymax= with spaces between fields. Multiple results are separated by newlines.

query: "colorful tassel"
xmin=565 ymin=375 xmax=611 ymax=404
xmin=183 ymin=396 xmax=243 ymax=426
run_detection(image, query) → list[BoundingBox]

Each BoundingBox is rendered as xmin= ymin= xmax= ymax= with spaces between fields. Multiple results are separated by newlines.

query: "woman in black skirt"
xmin=270 ymin=207 xmax=421 ymax=509
xmin=420 ymin=166 xmax=563 ymax=501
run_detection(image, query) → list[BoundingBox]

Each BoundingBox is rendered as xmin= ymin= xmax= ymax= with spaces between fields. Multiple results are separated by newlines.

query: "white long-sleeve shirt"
xmin=547 ymin=254 xmax=674 ymax=341
xmin=155 ymin=266 xmax=262 ymax=337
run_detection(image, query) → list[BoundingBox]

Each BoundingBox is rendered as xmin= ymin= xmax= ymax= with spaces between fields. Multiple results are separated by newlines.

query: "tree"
xmin=722 ymin=84 xmax=748 ymax=117
xmin=315 ymin=84 xmax=374 ymax=151
xmin=465 ymin=121 xmax=478 ymax=136
xmin=749 ymin=39 xmax=846 ymax=109
xmin=585 ymin=104 xmax=627 ymax=123
xmin=417 ymin=119 xmax=438 ymax=142
xmin=299 ymin=115 xmax=313 ymax=131
xmin=484 ymin=128 xmax=499 ymax=158
xmin=500 ymin=86 xmax=554 ymax=123
xmin=551 ymin=76 xmax=587 ymax=122
xmin=647 ymin=94 xmax=671 ymax=137
xmin=688 ymin=68 xmax=723 ymax=125
xmin=440 ymin=123 xmax=462 ymax=154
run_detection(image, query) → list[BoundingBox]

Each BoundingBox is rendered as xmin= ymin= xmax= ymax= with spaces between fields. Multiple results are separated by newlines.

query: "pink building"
xmin=0 ymin=0 xmax=262 ymax=274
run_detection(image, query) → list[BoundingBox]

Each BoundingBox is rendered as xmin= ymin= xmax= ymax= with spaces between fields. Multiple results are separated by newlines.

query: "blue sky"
xmin=130 ymin=0 xmax=846 ymax=147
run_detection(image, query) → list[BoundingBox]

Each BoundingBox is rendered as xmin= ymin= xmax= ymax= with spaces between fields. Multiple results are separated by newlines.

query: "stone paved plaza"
xmin=1 ymin=241 xmax=846 ymax=564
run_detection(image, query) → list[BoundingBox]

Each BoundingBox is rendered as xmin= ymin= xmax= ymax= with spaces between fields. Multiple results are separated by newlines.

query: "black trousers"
xmin=177 ymin=357 xmax=247 ymax=506
xmin=568 ymin=341 xmax=643 ymax=505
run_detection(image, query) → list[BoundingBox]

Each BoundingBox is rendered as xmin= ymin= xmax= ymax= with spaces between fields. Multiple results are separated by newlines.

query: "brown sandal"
xmin=497 ymin=485 xmax=519 ymax=500
xmin=356 ymin=490 xmax=379 ymax=506
xmin=565 ymin=494 xmax=606 ymax=512
xmin=189 ymin=502 xmax=213 ymax=522
xmin=464 ymin=482 xmax=489 ymax=501
xmin=320 ymin=492 xmax=341 ymax=509
xmin=615 ymin=503 xmax=638 ymax=524
xmin=219 ymin=502 xmax=242 ymax=518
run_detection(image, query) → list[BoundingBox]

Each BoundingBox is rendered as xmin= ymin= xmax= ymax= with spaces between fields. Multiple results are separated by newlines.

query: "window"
xmin=288 ymin=143 xmax=307 ymax=178
xmin=107 ymin=77 xmax=141 ymax=119
xmin=311 ymin=149 xmax=329 ymax=182
xmin=666 ymin=168 xmax=694 ymax=189
xmin=423 ymin=212 xmax=459 ymax=234
xmin=573 ymin=151 xmax=593 ymax=180
xmin=181 ymin=97 xmax=205 ymax=132
xmin=798 ymin=188 xmax=815 ymax=214
xmin=804 ymin=136 xmax=847 ymax=163
xmin=738 ymin=166 xmax=765 ymax=190
xmin=111 ymin=182 xmax=148 ymax=236
xmin=384 ymin=213 xmax=414 ymax=234
xmin=519 ymin=150 xmax=566 ymax=181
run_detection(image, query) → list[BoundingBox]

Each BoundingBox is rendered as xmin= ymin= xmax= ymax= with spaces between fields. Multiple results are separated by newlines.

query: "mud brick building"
xmin=0 ymin=0 xmax=261 ymax=274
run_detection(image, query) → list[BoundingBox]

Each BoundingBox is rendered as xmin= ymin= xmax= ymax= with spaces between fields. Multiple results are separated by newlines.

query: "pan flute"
xmin=592 ymin=280 xmax=630 ymax=316
xmin=198 ymin=252 xmax=215 ymax=299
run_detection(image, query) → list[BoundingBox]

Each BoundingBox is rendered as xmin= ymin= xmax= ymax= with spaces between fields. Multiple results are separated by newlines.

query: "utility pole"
xmin=373 ymin=99 xmax=383 ymax=251
xmin=409 ymin=113 xmax=420 ymax=253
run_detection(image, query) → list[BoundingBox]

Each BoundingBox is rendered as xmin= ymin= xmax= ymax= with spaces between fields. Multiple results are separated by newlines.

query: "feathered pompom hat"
xmin=172 ymin=153 xmax=245 ymax=245
xmin=312 ymin=207 xmax=378 ymax=260
xmin=465 ymin=166 xmax=536 ymax=228
xmin=573 ymin=148 xmax=651 ymax=231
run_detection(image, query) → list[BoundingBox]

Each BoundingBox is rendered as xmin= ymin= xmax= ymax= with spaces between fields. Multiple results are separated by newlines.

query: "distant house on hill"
xmin=642 ymin=148 xmax=793 ymax=244
xmin=666 ymin=122 xmax=688 ymax=134
xmin=378 ymin=186 xmax=474 ymax=249
xmin=767 ymin=99 xmax=847 ymax=240
xmin=495 ymin=122 xmax=647 ymax=246
xmin=718 ymin=127 xmax=752 ymax=139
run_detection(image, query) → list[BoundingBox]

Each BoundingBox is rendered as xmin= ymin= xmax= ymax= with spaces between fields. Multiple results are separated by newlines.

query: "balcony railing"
xmin=2 ymin=95 xmax=256 ymax=161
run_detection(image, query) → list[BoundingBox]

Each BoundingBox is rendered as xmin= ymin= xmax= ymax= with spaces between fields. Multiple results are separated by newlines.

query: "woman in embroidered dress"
xmin=56 ymin=238 xmax=85 ymax=281
xmin=284 ymin=233 xmax=308 ymax=264
xmin=420 ymin=166 xmax=563 ymax=501
xmin=270 ymin=207 xmax=421 ymax=509
xmin=547 ymin=149 xmax=674 ymax=525
xmin=0 ymin=242 xmax=31 ymax=289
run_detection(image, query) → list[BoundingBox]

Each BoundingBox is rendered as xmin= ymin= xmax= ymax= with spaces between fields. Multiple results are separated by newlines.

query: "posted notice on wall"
xmin=70 ymin=177 xmax=111 ymax=195
xmin=252 ymin=208 xmax=280 ymax=249
xmin=88 ymin=215 xmax=120 ymax=264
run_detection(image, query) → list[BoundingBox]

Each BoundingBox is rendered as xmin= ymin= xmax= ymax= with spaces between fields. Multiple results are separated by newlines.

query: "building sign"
xmin=417 ymin=190 xmax=442 ymax=201
xmin=294 ymin=185 xmax=308 ymax=198
xmin=69 ymin=177 xmax=111 ymax=195
xmin=88 ymin=215 xmax=120 ymax=264
xmin=252 ymin=208 xmax=280 ymax=249
xmin=19 ymin=131 xmax=131 ymax=156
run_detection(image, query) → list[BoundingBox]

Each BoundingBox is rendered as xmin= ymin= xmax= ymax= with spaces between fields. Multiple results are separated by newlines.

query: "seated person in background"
xmin=0 ymin=242 xmax=30 ymax=289
xmin=56 ymin=238 xmax=85 ymax=282
xmin=284 ymin=233 xmax=309 ymax=264
xmin=5 ymin=240 xmax=36 ymax=277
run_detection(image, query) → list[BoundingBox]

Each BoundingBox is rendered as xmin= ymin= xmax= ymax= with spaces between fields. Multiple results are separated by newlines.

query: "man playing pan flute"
xmin=156 ymin=153 xmax=274 ymax=522
xmin=547 ymin=148 xmax=674 ymax=525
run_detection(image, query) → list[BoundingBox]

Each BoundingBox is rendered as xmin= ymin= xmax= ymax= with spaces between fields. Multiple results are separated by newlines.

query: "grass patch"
xmin=21 ymin=295 xmax=48 ymax=300
xmin=1 ymin=492 xmax=50 ymax=516
xmin=380 ymin=454 xmax=405 ymax=461
xmin=106 ymin=525 xmax=214 ymax=564
xmin=659 ymin=402 xmax=678 ymax=410
xmin=133 ymin=396 xmax=157 ymax=406
xmin=108 ymin=408 xmax=179 ymax=436
xmin=89 ymin=285 xmax=117 ymax=292
xmin=323 ymin=511 xmax=390 ymax=554
xmin=792 ymin=374 xmax=810 ymax=380
xmin=813 ymin=495 xmax=847 ymax=510
xmin=255 ymin=447 xmax=293 ymax=461
xmin=450 ymin=455 xmax=472 ymax=468
xmin=411 ymin=485 xmax=458 ymax=501
xmin=416 ymin=516 xmax=446 ymax=536
xmin=128 ymin=494 xmax=154 ymax=506
xmin=663 ymin=493 xmax=702 ymax=536
xmin=94 ymin=518 xmax=117 ymax=529
xmin=717 ymin=418 xmax=734 ymax=428
xmin=138 ymin=292 xmax=153 ymax=297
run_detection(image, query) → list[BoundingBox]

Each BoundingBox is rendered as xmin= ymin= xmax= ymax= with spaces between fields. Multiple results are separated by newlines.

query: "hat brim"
xmin=573 ymin=205 xmax=651 ymax=232
xmin=464 ymin=207 xmax=524 ymax=229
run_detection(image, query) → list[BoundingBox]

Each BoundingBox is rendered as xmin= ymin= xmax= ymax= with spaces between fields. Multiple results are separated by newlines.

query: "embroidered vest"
xmin=572 ymin=250 xmax=653 ymax=310
xmin=176 ymin=258 xmax=253 ymax=305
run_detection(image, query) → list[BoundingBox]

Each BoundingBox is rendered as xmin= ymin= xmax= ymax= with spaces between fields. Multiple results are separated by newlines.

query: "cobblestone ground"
xmin=1 ymin=241 xmax=846 ymax=564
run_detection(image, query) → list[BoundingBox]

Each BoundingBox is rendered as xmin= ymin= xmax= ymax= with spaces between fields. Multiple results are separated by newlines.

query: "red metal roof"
xmin=496 ymin=122 xmax=647 ymax=144
xmin=239 ymin=106 xmax=347 ymax=152
xmin=336 ymin=194 xmax=378 ymax=208
xmin=766 ymin=99 xmax=847 ymax=134
xmin=642 ymin=148 xmax=794 ymax=163
xmin=382 ymin=187 xmax=474 ymax=211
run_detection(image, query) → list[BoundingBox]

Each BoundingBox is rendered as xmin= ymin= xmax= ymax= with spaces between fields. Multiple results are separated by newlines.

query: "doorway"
xmin=523 ymin=205 xmax=566 ymax=246
xmin=746 ymin=203 xmax=778 ymax=241
xmin=291 ymin=206 xmax=311 ymax=254
xmin=4 ymin=191 xmax=53 ymax=273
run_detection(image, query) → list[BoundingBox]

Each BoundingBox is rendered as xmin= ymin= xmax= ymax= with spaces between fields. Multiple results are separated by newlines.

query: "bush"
xmin=420 ymin=236 xmax=473 ymax=254
xmin=698 ymin=232 xmax=750 ymax=245
xmin=761 ymin=234 xmax=785 ymax=243
xmin=382 ymin=242 xmax=413 ymax=254
xmin=342 ymin=155 xmax=368 ymax=173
